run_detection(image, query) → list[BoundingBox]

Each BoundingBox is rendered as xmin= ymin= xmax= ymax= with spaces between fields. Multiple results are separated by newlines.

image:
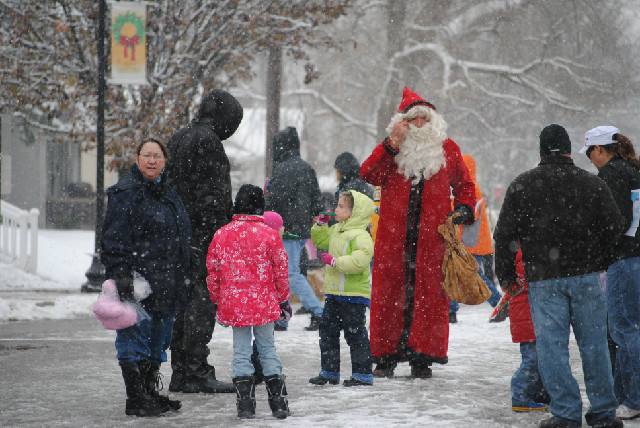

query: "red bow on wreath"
xmin=120 ymin=35 xmax=140 ymax=60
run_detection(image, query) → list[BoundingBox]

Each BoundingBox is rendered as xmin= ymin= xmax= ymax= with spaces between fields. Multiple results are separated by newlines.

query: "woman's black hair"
xmin=136 ymin=138 xmax=169 ymax=159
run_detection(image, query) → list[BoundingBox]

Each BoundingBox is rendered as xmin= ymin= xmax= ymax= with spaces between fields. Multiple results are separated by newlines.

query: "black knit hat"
xmin=234 ymin=184 xmax=265 ymax=215
xmin=540 ymin=124 xmax=571 ymax=156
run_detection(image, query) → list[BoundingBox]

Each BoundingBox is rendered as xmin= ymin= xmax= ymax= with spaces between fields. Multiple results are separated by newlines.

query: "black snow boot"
xmin=264 ymin=374 xmax=290 ymax=419
xmin=169 ymin=350 xmax=185 ymax=392
xmin=182 ymin=358 xmax=235 ymax=393
xmin=305 ymin=314 xmax=321 ymax=331
xmin=138 ymin=360 xmax=181 ymax=411
xmin=232 ymin=376 xmax=256 ymax=419
xmin=119 ymin=362 xmax=165 ymax=417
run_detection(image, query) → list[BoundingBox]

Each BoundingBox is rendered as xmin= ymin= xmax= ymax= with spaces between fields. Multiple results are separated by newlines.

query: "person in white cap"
xmin=584 ymin=126 xmax=640 ymax=421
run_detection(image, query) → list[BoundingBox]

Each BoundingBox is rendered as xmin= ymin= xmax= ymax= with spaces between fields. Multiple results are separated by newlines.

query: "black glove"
xmin=114 ymin=277 xmax=134 ymax=301
xmin=448 ymin=204 xmax=473 ymax=225
xmin=279 ymin=301 xmax=292 ymax=323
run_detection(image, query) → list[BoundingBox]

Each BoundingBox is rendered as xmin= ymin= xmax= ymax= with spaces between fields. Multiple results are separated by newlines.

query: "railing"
xmin=0 ymin=200 xmax=39 ymax=274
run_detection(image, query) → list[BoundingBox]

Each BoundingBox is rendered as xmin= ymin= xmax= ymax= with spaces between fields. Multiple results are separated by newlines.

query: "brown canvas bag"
xmin=437 ymin=216 xmax=491 ymax=305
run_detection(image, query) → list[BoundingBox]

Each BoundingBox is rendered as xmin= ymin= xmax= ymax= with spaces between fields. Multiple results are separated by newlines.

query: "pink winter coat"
xmin=206 ymin=214 xmax=290 ymax=327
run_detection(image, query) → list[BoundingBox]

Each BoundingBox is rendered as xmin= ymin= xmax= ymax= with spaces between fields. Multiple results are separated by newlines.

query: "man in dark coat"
xmin=265 ymin=126 xmax=324 ymax=331
xmin=333 ymin=152 xmax=374 ymax=205
xmin=494 ymin=124 xmax=625 ymax=428
xmin=166 ymin=89 xmax=243 ymax=394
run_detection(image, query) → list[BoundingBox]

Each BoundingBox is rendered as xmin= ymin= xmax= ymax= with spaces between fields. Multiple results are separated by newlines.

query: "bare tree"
xmin=0 ymin=0 xmax=349 ymax=174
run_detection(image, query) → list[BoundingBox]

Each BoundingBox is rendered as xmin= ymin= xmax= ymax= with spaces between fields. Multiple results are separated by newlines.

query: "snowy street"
xmin=1 ymin=230 xmax=638 ymax=427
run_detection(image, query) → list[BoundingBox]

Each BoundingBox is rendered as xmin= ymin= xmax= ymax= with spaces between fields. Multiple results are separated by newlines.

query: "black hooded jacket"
xmin=166 ymin=89 xmax=243 ymax=252
xmin=266 ymin=127 xmax=323 ymax=239
xmin=494 ymin=156 xmax=625 ymax=285
xmin=333 ymin=152 xmax=373 ymax=205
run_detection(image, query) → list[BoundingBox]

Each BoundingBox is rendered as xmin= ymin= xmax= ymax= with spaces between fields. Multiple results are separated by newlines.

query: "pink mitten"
xmin=317 ymin=212 xmax=333 ymax=226
xmin=321 ymin=253 xmax=336 ymax=267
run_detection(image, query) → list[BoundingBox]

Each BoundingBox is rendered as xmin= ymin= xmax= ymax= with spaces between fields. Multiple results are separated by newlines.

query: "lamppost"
xmin=81 ymin=0 xmax=106 ymax=292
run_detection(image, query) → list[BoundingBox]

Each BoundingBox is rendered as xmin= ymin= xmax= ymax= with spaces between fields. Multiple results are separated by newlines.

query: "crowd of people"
xmin=97 ymin=87 xmax=640 ymax=427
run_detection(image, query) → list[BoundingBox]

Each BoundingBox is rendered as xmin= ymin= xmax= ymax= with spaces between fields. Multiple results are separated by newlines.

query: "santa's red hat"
xmin=398 ymin=87 xmax=436 ymax=113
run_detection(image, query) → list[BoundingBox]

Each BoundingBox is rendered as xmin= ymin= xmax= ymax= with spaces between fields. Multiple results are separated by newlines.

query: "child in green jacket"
xmin=308 ymin=190 xmax=375 ymax=386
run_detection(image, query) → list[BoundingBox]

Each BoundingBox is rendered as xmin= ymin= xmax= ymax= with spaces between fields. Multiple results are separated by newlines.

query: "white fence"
xmin=1 ymin=200 xmax=39 ymax=274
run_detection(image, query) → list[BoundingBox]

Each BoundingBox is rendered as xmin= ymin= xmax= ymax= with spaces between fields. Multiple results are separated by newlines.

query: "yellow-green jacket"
xmin=311 ymin=190 xmax=375 ymax=298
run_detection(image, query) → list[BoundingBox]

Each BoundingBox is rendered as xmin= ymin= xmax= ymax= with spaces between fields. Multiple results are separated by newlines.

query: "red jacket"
xmin=206 ymin=215 xmax=290 ymax=327
xmin=361 ymin=138 xmax=475 ymax=361
xmin=509 ymin=249 xmax=536 ymax=343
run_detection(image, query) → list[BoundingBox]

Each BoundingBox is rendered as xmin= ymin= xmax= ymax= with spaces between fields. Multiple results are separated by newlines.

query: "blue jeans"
xmin=607 ymin=257 xmax=640 ymax=410
xmin=232 ymin=323 xmax=282 ymax=378
xmin=511 ymin=341 xmax=549 ymax=406
xmin=529 ymin=273 xmax=618 ymax=427
xmin=277 ymin=238 xmax=323 ymax=327
xmin=116 ymin=310 xmax=175 ymax=364
xmin=318 ymin=297 xmax=373 ymax=384
xmin=449 ymin=254 xmax=501 ymax=312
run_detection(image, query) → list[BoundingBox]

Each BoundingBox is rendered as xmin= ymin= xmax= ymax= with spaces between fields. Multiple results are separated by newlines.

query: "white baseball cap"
xmin=580 ymin=126 xmax=620 ymax=153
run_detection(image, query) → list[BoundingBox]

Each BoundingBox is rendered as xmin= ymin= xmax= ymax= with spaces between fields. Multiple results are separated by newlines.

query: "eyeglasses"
xmin=585 ymin=146 xmax=595 ymax=158
xmin=140 ymin=153 xmax=165 ymax=160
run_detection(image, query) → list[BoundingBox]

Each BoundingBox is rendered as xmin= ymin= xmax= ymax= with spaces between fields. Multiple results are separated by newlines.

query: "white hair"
xmin=386 ymin=105 xmax=448 ymax=184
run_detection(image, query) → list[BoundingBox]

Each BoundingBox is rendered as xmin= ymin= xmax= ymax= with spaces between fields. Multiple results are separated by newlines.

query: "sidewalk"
xmin=2 ymin=302 xmax=635 ymax=428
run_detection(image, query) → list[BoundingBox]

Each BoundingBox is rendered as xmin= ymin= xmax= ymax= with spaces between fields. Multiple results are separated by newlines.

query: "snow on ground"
xmin=1 ymin=230 xmax=639 ymax=427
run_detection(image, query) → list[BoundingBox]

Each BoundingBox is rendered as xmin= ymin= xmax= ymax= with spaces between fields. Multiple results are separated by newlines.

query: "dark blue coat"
xmin=101 ymin=164 xmax=192 ymax=312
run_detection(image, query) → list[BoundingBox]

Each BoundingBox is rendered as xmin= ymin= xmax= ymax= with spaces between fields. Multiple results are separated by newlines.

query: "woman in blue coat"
xmin=101 ymin=138 xmax=191 ymax=417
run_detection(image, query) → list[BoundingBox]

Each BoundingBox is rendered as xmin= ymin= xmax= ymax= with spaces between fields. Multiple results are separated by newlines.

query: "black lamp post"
xmin=82 ymin=0 xmax=106 ymax=292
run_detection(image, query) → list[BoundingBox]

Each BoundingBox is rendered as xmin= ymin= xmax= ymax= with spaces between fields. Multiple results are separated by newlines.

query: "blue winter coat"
xmin=101 ymin=164 xmax=192 ymax=312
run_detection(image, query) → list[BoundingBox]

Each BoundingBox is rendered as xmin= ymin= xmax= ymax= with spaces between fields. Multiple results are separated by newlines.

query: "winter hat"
xmin=398 ymin=87 xmax=436 ymax=113
xmin=263 ymin=211 xmax=283 ymax=231
xmin=580 ymin=126 xmax=620 ymax=153
xmin=539 ymin=124 xmax=571 ymax=156
xmin=93 ymin=279 xmax=137 ymax=330
xmin=234 ymin=184 xmax=265 ymax=215
xmin=334 ymin=152 xmax=360 ymax=178
xmin=273 ymin=126 xmax=300 ymax=162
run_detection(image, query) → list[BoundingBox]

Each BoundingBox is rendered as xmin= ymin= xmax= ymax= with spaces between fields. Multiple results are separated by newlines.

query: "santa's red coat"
xmin=361 ymin=139 xmax=475 ymax=362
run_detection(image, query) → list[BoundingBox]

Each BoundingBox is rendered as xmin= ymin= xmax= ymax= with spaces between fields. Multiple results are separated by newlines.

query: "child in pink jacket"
xmin=206 ymin=184 xmax=291 ymax=419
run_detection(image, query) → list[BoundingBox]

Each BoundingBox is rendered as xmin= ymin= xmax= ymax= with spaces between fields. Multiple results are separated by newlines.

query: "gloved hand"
xmin=501 ymin=277 xmax=525 ymax=295
xmin=115 ymin=277 xmax=134 ymax=301
xmin=279 ymin=301 xmax=292 ymax=323
xmin=216 ymin=315 xmax=230 ymax=328
xmin=321 ymin=253 xmax=336 ymax=267
xmin=317 ymin=212 xmax=333 ymax=226
xmin=448 ymin=204 xmax=473 ymax=225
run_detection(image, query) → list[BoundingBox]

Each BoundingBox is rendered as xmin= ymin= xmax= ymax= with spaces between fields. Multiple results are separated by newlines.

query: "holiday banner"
xmin=110 ymin=1 xmax=147 ymax=85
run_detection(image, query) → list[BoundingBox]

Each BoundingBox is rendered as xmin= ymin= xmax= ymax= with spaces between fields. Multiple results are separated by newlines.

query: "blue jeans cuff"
xmin=351 ymin=373 xmax=374 ymax=385
xmin=319 ymin=370 xmax=340 ymax=382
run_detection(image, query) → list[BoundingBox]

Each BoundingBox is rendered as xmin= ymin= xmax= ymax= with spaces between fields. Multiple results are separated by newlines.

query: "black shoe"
xmin=168 ymin=370 xmax=185 ymax=392
xmin=309 ymin=375 xmax=339 ymax=385
xmin=343 ymin=378 xmax=372 ymax=387
xmin=410 ymin=365 xmax=432 ymax=379
xmin=490 ymin=303 xmax=509 ymax=323
xmin=305 ymin=314 xmax=321 ymax=331
xmin=373 ymin=363 xmax=395 ymax=378
xmin=274 ymin=323 xmax=288 ymax=331
xmin=182 ymin=364 xmax=235 ymax=393
xmin=538 ymin=416 xmax=582 ymax=428
xmin=295 ymin=306 xmax=311 ymax=315
xmin=449 ymin=312 xmax=458 ymax=324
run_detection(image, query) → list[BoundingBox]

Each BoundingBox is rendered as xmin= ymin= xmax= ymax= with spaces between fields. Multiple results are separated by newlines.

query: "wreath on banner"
xmin=113 ymin=12 xmax=145 ymax=61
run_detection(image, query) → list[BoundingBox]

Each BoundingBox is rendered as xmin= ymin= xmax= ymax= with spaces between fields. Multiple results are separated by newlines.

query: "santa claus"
xmin=360 ymin=87 xmax=476 ymax=378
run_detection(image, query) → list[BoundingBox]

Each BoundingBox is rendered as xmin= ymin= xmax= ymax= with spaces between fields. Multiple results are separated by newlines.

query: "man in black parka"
xmin=265 ymin=126 xmax=325 ymax=331
xmin=166 ymin=89 xmax=242 ymax=394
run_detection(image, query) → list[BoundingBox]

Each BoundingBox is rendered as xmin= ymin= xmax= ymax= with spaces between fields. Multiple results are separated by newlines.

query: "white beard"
xmin=387 ymin=106 xmax=448 ymax=184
